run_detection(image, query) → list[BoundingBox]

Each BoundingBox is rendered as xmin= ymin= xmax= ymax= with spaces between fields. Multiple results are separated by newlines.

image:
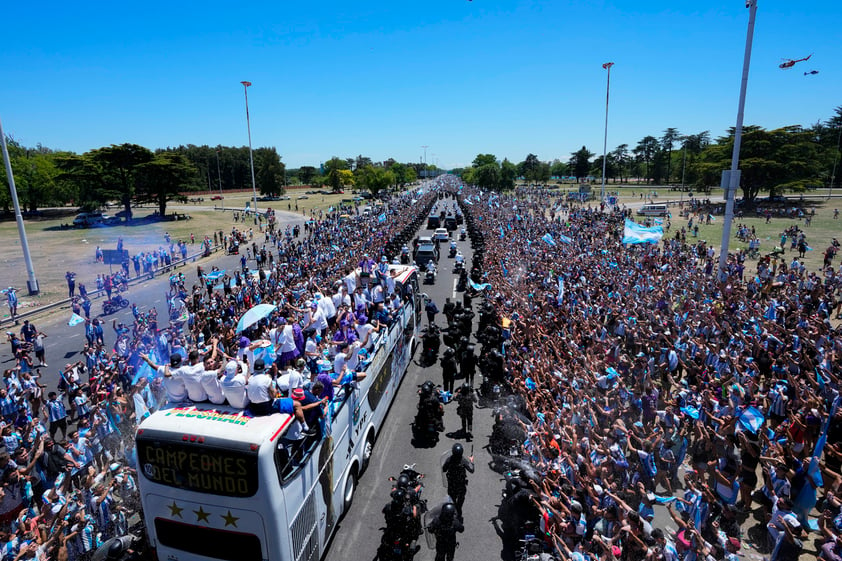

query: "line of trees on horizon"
xmin=454 ymin=105 xmax=842 ymax=203
xmin=2 ymin=105 xmax=839 ymax=214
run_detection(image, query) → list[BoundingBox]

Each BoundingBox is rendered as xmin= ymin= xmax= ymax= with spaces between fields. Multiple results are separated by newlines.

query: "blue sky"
xmin=1 ymin=1 xmax=839 ymax=169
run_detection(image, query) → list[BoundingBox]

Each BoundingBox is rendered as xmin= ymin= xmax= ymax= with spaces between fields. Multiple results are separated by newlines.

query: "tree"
xmin=135 ymin=153 xmax=197 ymax=216
xmin=612 ymin=144 xmax=629 ymax=182
xmin=568 ymin=146 xmax=594 ymax=181
xmin=299 ymin=166 xmax=317 ymax=186
xmin=634 ymin=136 xmax=659 ymax=184
xmin=694 ymin=125 xmax=826 ymax=202
xmin=661 ymin=128 xmax=680 ymax=183
xmin=472 ymin=154 xmax=498 ymax=168
xmin=88 ymin=143 xmax=153 ymax=221
xmin=255 ymin=147 xmax=285 ymax=195
xmin=324 ymin=157 xmax=349 ymax=193
xmin=359 ymin=165 xmax=394 ymax=195
xmin=500 ymin=159 xmax=518 ymax=190
xmin=550 ymin=159 xmax=568 ymax=179
xmin=474 ymin=163 xmax=501 ymax=191
xmin=519 ymin=154 xmax=541 ymax=183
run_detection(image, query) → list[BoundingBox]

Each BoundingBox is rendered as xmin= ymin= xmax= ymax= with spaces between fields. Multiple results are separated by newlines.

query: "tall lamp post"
xmin=718 ymin=0 xmax=757 ymax=280
xmin=421 ymin=145 xmax=429 ymax=181
xmin=0 ymin=116 xmax=39 ymax=295
xmin=600 ymin=62 xmax=614 ymax=203
xmin=241 ymin=81 xmax=259 ymax=214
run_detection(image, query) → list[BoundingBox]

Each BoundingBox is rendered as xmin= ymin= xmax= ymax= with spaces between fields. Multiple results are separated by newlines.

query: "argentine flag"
xmin=468 ymin=278 xmax=492 ymax=292
xmin=377 ymin=213 xmax=387 ymax=223
xmin=542 ymin=233 xmax=556 ymax=246
xmin=737 ymin=406 xmax=765 ymax=433
xmin=622 ymin=219 xmax=663 ymax=245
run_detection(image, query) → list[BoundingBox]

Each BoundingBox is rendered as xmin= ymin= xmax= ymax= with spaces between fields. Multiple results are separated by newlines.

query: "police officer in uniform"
xmin=441 ymin=443 xmax=474 ymax=517
xmin=455 ymin=384 xmax=477 ymax=440
xmin=459 ymin=344 xmax=476 ymax=386
xmin=427 ymin=502 xmax=464 ymax=561
xmin=440 ymin=347 xmax=458 ymax=394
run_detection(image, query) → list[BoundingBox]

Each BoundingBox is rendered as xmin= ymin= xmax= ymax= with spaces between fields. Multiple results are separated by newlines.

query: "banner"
xmin=622 ymin=219 xmax=663 ymax=245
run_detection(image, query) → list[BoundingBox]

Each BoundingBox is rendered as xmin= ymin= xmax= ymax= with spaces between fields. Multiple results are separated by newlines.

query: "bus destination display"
xmin=138 ymin=438 xmax=259 ymax=498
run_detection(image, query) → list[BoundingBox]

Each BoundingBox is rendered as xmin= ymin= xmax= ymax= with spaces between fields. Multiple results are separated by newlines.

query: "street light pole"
xmin=718 ymin=0 xmax=757 ymax=280
xmin=241 ymin=81 xmax=259 ymax=214
xmin=601 ymin=62 xmax=614 ymax=203
xmin=421 ymin=146 xmax=429 ymax=181
xmin=0 ymin=116 xmax=39 ymax=295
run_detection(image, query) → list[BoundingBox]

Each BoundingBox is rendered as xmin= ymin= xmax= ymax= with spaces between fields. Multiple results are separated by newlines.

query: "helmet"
xmin=421 ymin=381 xmax=435 ymax=395
xmin=460 ymin=383 xmax=472 ymax=394
xmin=396 ymin=474 xmax=411 ymax=489
xmin=391 ymin=489 xmax=407 ymax=504
xmin=106 ymin=540 xmax=125 ymax=560
xmin=451 ymin=443 xmax=463 ymax=458
xmin=441 ymin=503 xmax=457 ymax=520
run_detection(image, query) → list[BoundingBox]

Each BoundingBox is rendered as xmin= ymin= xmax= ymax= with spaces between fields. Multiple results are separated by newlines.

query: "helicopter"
xmin=779 ymin=54 xmax=812 ymax=69
xmin=804 ymin=70 xmax=819 ymax=76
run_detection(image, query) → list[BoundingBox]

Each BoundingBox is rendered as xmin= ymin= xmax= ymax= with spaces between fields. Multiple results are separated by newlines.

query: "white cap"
xmin=224 ymin=360 xmax=239 ymax=377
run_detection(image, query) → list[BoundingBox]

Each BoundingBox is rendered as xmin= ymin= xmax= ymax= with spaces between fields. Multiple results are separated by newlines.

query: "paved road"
xmin=324 ymin=199 xmax=506 ymax=561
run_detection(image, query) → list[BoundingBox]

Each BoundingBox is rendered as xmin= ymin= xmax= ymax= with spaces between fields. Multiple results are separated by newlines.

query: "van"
xmin=636 ymin=204 xmax=669 ymax=217
xmin=444 ymin=215 xmax=457 ymax=231
xmin=427 ymin=215 xmax=441 ymax=229
xmin=414 ymin=243 xmax=439 ymax=265
xmin=73 ymin=212 xmax=106 ymax=227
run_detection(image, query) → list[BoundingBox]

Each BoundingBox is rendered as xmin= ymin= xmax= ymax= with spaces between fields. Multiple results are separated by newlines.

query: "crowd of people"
xmin=456 ymin=184 xmax=842 ymax=561
xmin=3 ymin=178 xmax=842 ymax=561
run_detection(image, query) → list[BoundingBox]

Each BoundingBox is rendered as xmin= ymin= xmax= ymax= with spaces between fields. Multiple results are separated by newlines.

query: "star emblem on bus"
xmin=168 ymin=502 xmax=183 ymax=518
xmin=194 ymin=506 xmax=211 ymax=523
xmin=221 ymin=510 xmax=240 ymax=527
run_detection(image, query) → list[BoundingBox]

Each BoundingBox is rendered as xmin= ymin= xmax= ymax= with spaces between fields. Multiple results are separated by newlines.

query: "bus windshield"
xmin=137 ymin=431 xmax=260 ymax=498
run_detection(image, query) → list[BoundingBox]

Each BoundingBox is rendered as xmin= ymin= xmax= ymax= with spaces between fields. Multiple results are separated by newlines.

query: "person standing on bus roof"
xmin=246 ymin=359 xmax=274 ymax=416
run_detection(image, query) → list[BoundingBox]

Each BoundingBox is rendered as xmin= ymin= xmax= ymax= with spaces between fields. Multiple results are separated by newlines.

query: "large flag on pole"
xmin=622 ymin=219 xmax=663 ymax=245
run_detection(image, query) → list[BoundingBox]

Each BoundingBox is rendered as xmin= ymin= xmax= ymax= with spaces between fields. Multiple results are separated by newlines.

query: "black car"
xmin=427 ymin=215 xmax=441 ymax=229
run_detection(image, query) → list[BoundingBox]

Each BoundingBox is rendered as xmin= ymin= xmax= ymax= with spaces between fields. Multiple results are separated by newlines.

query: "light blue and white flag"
xmin=377 ymin=213 xmax=387 ymax=223
xmin=622 ymin=219 xmax=663 ymax=245
xmin=204 ymin=270 xmax=226 ymax=281
xmin=542 ymin=233 xmax=556 ymax=246
xmin=557 ymin=234 xmax=572 ymax=244
xmin=737 ymin=406 xmax=765 ymax=433
xmin=468 ymin=278 xmax=492 ymax=292
xmin=68 ymin=313 xmax=85 ymax=327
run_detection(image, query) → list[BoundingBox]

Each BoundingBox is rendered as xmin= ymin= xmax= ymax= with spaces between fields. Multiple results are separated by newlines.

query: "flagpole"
xmin=601 ymin=62 xmax=614 ymax=204
xmin=241 ymin=81 xmax=259 ymax=215
xmin=718 ymin=1 xmax=757 ymax=280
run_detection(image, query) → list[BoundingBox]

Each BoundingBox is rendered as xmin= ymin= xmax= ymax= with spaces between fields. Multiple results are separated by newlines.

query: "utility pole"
xmin=0 ymin=116 xmax=39 ymax=294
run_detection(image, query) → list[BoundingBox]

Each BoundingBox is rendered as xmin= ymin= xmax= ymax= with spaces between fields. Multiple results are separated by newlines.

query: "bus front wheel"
xmin=343 ymin=468 xmax=357 ymax=512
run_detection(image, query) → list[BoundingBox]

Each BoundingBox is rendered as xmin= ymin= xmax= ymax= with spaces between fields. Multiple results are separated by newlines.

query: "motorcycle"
xmin=102 ymin=294 xmax=130 ymax=315
xmin=448 ymin=246 xmax=457 ymax=258
xmin=412 ymin=381 xmax=444 ymax=444
xmin=459 ymin=229 xmax=467 ymax=241
xmin=420 ymin=325 xmax=441 ymax=366
xmin=423 ymin=262 xmax=437 ymax=285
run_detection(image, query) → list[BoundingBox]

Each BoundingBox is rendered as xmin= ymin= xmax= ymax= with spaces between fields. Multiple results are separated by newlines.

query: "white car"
xmin=434 ymin=228 xmax=450 ymax=241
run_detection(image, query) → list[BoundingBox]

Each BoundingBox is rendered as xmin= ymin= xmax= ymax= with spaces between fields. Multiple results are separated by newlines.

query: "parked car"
xmin=297 ymin=195 xmax=309 ymax=200
xmin=279 ymin=195 xmax=291 ymax=200
xmin=211 ymin=195 xmax=223 ymax=200
xmin=73 ymin=212 xmax=106 ymax=227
